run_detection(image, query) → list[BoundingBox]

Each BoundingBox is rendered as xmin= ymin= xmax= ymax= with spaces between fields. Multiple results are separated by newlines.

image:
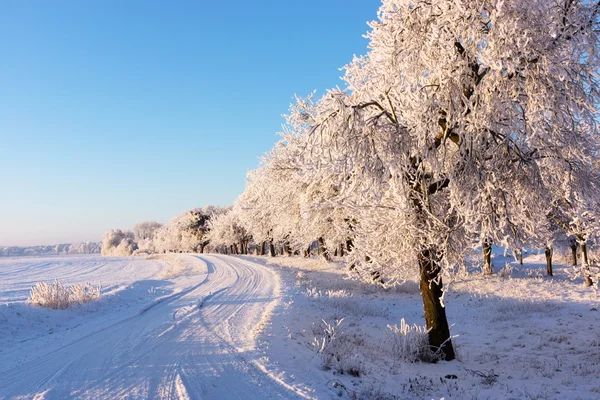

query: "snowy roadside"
xmin=0 ymin=254 xmax=207 ymax=373
xmin=244 ymin=252 xmax=600 ymax=400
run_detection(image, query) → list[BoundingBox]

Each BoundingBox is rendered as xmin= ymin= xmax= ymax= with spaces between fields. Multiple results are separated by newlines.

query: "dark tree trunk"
xmin=418 ymin=249 xmax=455 ymax=362
xmin=233 ymin=243 xmax=239 ymax=255
xmin=259 ymin=241 xmax=266 ymax=256
xmin=371 ymin=270 xmax=383 ymax=284
xmin=346 ymin=238 xmax=354 ymax=253
xmin=284 ymin=241 xmax=292 ymax=256
xmin=318 ymin=237 xmax=330 ymax=261
xmin=483 ymin=239 xmax=493 ymax=275
xmin=334 ymin=248 xmax=338 ymax=257
xmin=269 ymin=239 xmax=276 ymax=257
xmin=580 ymin=239 xmax=593 ymax=287
xmin=339 ymin=243 xmax=344 ymax=257
xmin=304 ymin=244 xmax=311 ymax=258
xmin=519 ymin=249 xmax=523 ymax=265
xmin=570 ymin=241 xmax=578 ymax=266
xmin=199 ymin=243 xmax=205 ymax=254
xmin=545 ymin=246 xmax=553 ymax=276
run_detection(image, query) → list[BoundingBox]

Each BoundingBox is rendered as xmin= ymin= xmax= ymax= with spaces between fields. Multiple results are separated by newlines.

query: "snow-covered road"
xmin=0 ymin=255 xmax=306 ymax=399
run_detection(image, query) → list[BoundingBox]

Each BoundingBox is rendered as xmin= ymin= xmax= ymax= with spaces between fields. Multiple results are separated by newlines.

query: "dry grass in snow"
xmin=28 ymin=280 xmax=101 ymax=310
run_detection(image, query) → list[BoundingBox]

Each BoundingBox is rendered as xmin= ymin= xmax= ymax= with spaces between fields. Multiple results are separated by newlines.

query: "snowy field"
xmin=245 ymin=251 xmax=600 ymax=400
xmin=0 ymin=254 xmax=309 ymax=399
xmin=1 ymin=252 xmax=599 ymax=399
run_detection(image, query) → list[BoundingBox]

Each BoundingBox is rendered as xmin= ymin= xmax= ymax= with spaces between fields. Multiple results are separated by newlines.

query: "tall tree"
xmin=277 ymin=0 xmax=600 ymax=361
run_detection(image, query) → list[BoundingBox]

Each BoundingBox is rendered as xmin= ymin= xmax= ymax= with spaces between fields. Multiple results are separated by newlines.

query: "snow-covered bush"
xmin=69 ymin=282 xmax=102 ymax=305
xmin=101 ymin=229 xmax=137 ymax=256
xmin=312 ymin=318 xmax=364 ymax=376
xmin=28 ymin=280 xmax=101 ymax=310
xmin=498 ymin=263 xmax=513 ymax=279
xmin=385 ymin=319 xmax=436 ymax=363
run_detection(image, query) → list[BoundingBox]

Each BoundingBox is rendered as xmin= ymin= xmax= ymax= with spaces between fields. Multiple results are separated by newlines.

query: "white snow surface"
xmin=2 ymin=251 xmax=600 ymax=399
xmin=0 ymin=254 xmax=310 ymax=399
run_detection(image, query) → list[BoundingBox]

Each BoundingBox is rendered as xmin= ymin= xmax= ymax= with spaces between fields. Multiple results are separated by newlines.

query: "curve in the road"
xmin=0 ymin=255 xmax=311 ymax=400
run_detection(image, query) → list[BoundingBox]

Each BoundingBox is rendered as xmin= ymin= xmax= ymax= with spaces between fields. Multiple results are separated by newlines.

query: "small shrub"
xmin=386 ymin=318 xmax=436 ymax=363
xmin=28 ymin=280 xmax=101 ymax=310
xmin=313 ymin=318 xmax=365 ymax=376
xmin=498 ymin=263 xmax=513 ymax=278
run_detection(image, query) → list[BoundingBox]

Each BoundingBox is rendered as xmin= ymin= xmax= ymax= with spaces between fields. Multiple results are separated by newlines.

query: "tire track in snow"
xmin=0 ymin=254 xmax=312 ymax=399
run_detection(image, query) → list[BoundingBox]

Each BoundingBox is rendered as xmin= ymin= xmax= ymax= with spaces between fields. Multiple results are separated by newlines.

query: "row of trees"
xmin=2 ymin=242 xmax=101 ymax=257
xmin=100 ymin=206 xmax=227 ymax=256
xmin=99 ymin=0 xmax=600 ymax=363
xmin=206 ymin=0 xmax=600 ymax=362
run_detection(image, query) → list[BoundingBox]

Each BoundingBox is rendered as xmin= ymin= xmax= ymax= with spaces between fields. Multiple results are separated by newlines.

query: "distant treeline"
xmin=2 ymin=242 xmax=101 ymax=257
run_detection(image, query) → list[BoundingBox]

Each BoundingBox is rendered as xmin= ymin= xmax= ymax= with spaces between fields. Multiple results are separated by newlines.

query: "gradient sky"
xmin=0 ymin=1 xmax=378 ymax=246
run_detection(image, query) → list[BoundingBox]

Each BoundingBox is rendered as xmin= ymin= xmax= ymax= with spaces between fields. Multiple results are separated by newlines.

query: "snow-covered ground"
xmin=244 ymin=250 xmax=600 ymax=400
xmin=1 ymin=252 xmax=599 ymax=399
xmin=0 ymin=254 xmax=309 ymax=399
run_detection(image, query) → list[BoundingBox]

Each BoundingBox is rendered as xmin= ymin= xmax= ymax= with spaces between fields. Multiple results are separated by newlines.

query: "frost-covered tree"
xmin=132 ymin=221 xmax=163 ymax=253
xmin=67 ymin=241 xmax=101 ymax=255
xmin=269 ymin=0 xmax=600 ymax=361
xmin=101 ymin=229 xmax=137 ymax=256
xmin=133 ymin=221 xmax=163 ymax=241
xmin=207 ymin=209 xmax=251 ymax=254
xmin=235 ymin=121 xmax=353 ymax=258
xmin=154 ymin=206 xmax=226 ymax=253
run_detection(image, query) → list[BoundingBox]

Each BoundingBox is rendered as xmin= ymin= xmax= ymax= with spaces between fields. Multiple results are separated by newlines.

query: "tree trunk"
xmin=580 ymin=239 xmax=594 ymax=287
xmin=269 ymin=239 xmax=276 ymax=257
xmin=284 ymin=241 xmax=292 ymax=256
xmin=259 ymin=241 xmax=265 ymax=256
xmin=318 ymin=237 xmax=330 ymax=261
xmin=334 ymin=248 xmax=338 ymax=257
xmin=346 ymin=238 xmax=354 ymax=253
xmin=339 ymin=243 xmax=344 ymax=257
xmin=570 ymin=242 xmax=577 ymax=266
xmin=418 ymin=249 xmax=455 ymax=362
xmin=519 ymin=249 xmax=523 ymax=265
xmin=483 ymin=239 xmax=493 ymax=275
xmin=234 ymin=243 xmax=239 ymax=255
xmin=545 ymin=246 xmax=553 ymax=276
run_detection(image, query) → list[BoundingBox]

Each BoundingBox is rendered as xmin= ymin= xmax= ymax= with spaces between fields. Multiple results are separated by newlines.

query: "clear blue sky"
xmin=0 ymin=1 xmax=378 ymax=246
